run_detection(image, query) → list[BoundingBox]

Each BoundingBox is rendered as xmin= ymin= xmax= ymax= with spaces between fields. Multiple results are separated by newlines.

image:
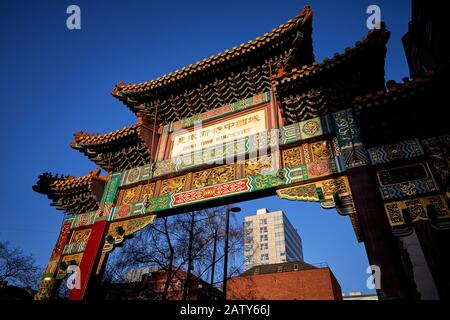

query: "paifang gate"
xmin=33 ymin=5 xmax=450 ymax=300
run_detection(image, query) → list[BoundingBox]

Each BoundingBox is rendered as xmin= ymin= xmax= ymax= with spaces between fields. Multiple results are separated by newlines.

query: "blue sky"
xmin=0 ymin=0 xmax=410 ymax=295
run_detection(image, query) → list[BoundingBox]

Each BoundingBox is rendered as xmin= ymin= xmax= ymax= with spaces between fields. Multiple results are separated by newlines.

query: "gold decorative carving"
xmin=311 ymin=140 xmax=333 ymax=161
xmin=69 ymin=229 xmax=91 ymax=244
xmin=384 ymin=195 xmax=450 ymax=227
xmin=140 ymin=183 xmax=155 ymax=201
xmin=193 ymin=165 xmax=235 ymax=189
xmin=117 ymin=185 xmax=142 ymax=205
xmin=103 ymin=215 xmax=156 ymax=253
xmin=160 ymin=176 xmax=186 ymax=195
xmin=60 ymin=253 xmax=83 ymax=265
xmin=277 ymin=176 xmax=350 ymax=202
xmin=385 ymin=203 xmax=405 ymax=226
xmin=283 ymin=140 xmax=333 ymax=168
xmin=245 ymin=155 xmax=274 ymax=176
xmin=283 ymin=147 xmax=302 ymax=168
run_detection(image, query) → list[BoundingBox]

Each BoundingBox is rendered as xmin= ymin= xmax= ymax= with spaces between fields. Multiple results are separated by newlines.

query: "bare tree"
xmin=0 ymin=241 xmax=40 ymax=289
xmin=102 ymin=205 xmax=244 ymax=300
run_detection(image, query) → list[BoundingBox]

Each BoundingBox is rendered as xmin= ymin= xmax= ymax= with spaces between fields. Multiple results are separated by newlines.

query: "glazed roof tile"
xmin=272 ymin=26 xmax=390 ymax=86
xmin=352 ymin=70 xmax=437 ymax=111
xmin=71 ymin=124 xmax=141 ymax=147
xmin=112 ymin=6 xmax=313 ymax=98
xmin=33 ymin=169 xmax=104 ymax=214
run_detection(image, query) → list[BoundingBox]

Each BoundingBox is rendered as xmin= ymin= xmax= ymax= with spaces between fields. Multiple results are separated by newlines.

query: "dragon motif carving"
xmin=160 ymin=176 xmax=186 ymax=195
xmin=193 ymin=165 xmax=235 ymax=189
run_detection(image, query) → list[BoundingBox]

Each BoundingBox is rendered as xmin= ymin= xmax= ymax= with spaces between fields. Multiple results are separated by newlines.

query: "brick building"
xmin=102 ymin=268 xmax=221 ymax=300
xmin=227 ymin=261 xmax=342 ymax=300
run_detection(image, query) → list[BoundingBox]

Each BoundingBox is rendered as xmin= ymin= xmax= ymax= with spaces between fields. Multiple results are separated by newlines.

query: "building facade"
xmin=102 ymin=268 xmax=221 ymax=300
xmin=228 ymin=261 xmax=342 ymax=300
xmin=244 ymin=208 xmax=303 ymax=270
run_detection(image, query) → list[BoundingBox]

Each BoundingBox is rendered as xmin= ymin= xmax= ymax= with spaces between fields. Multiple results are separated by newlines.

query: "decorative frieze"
xmin=70 ymin=211 xmax=97 ymax=229
xmin=421 ymin=134 xmax=450 ymax=196
xmin=102 ymin=215 xmax=156 ymax=253
xmin=280 ymin=115 xmax=332 ymax=145
xmin=377 ymin=163 xmax=428 ymax=186
xmin=165 ymin=92 xmax=271 ymax=133
xmin=368 ymin=139 xmax=424 ymax=165
xmin=192 ymin=165 xmax=235 ymax=190
xmin=282 ymin=139 xmax=335 ymax=168
xmin=277 ymin=176 xmax=350 ymax=203
xmin=384 ymin=195 xmax=450 ymax=227
xmin=283 ymin=157 xmax=346 ymax=184
xmin=331 ymin=109 xmax=369 ymax=168
xmin=379 ymin=178 xmax=439 ymax=201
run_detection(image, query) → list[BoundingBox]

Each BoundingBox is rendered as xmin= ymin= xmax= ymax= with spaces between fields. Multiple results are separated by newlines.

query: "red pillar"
xmin=68 ymin=220 xmax=108 ymax=300
xmin=347 ymin=166 xmax=413 ymax=299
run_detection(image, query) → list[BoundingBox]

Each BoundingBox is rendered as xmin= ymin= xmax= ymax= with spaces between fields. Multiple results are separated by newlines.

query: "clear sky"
xmin=0 ymin=0 xmax=410 ymax=295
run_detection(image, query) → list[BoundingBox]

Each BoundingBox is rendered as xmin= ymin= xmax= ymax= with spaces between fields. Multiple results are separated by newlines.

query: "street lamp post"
xmin=222 ymin=206 xmax=241 ymax=300
xmin=209 ymin=228 xmax=218 ymax=300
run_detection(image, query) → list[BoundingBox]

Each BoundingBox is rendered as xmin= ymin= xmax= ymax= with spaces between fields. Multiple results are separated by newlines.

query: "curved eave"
xmin=353 ymin=65 xmax=450 ymax=112
xmin=273 ymin=27 xmax=391 ymax=90
xmin=33 ymin=169 xmax=104 ymax=214
xmin=111 ymin=5 xmax=314 ymax=102
xmin=71 ymin=124 xmax=152 ymax=172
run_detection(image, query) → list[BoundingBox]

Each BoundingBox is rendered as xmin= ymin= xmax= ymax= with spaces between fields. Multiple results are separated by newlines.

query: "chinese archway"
xmin=33 ymin=5 xmax=450 ymax=300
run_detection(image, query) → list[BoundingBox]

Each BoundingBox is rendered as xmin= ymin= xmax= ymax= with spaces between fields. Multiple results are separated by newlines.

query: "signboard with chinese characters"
xmin=170 ymin=108 xmax=267 ymax=158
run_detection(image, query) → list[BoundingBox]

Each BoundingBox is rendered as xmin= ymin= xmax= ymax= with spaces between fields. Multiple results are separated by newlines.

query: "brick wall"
xmin=227 ymin=268 xmax=342 ymax=300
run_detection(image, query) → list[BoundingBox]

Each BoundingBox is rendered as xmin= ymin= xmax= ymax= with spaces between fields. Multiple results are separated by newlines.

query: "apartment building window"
xmin=278 ymin=252 xmax=286 ymax=257
xmin=260 ymin=234 xmax=268 ymax=241
xmin=260 ymin=226 xmax=268 ymax=233
xmin=261 ymin=243 xmax=268 ymax=250
xmin=261 ymin=253 xmax=269 ymax=261
xmin=275 ymin=232 xmax=284 ymax=238
xmin=260 ymin=218 xmax=267 ymax=225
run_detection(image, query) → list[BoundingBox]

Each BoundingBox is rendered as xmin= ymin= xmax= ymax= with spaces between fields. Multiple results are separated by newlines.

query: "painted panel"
xmin=167 ymin=92 xmax=271 ymax=132
xmin=379 ymin=178 xmax=439 ymax=201
xmin=71 ymin=211 xmax=96 ymax=229
xmin=377 ymin=163 xmax=428 ymax=186
xmin=384 ymin=195 xmax=450 ymax=227
xmin=368 ymin=139 xmax=424 ymax=165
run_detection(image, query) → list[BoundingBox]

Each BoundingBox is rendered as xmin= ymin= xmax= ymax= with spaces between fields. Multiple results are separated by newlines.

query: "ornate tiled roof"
xmin=353 ymin=63 xmax=450 ymax=147
xmin=70 ymin=115 xmax=156 ymax=172
xmin=273 ymin=26 xmax=391 ymax=86
xmin=33 ymin=169 xmax=105 ymax=214
xmin=112 ymin=6 xmax=313 ymax=100
xmin=71 ymin=124 xmax=140 ymax=147
xmin=271 ymin=26 xmax=390 ymax=125
xmin=352 ymin=67 xmax=449 ymax=111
